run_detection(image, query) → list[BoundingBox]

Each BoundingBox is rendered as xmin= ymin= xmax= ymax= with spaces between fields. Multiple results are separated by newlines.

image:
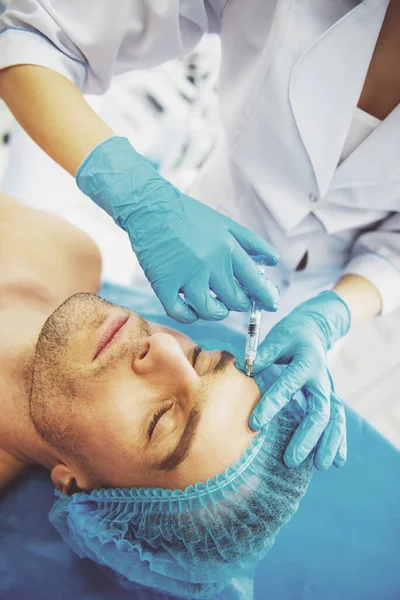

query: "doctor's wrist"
xmin=312 ymin=290 xmax=351 ymax=348
xmin=76 ymin=136 xmax=167 ymax=222
xmin=333 ymin=274 xmax=382 ymax=325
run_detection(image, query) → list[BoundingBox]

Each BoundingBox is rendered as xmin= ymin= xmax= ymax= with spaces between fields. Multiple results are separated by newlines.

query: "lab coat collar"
xmin=289 ymin=0 xmax=390 ymax=199
xmin=332 ymin=102 xmax=400 ymax=193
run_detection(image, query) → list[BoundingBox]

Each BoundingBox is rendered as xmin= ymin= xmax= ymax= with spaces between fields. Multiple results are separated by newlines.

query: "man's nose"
xmin=131 ymin=332 xmax=190 ymax=377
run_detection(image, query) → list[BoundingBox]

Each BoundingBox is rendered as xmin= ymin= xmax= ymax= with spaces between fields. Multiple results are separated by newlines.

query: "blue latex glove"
xmin=76 ymin=137 xmax=280 ymax=323
xmin=237 ymin=290 xmax=351 ymax=470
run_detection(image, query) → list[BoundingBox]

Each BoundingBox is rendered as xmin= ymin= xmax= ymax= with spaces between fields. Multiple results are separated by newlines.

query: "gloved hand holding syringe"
xmin=239 ymin=266 xmax=349 ymax=471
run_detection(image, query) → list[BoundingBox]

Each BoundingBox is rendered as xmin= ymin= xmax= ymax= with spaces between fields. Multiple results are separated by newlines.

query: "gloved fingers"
xmin=249 ymin=363 xmax=307 ymax=430
xmin=333 ymin=429 xmax=347 ymax=468
xmin=283 ymin=383 xmax=331 ymax=468
xmin=209 ymin=265 xmax=252 ymax=312
xmin=183 ymin=278 xmax=230 ymax=321
xmin=314 ymin=392 xmax=346 ymax=471
xmin=231 ymin=244 xmax=280 ymax=311
xmin=229 ymin=221 xmax=280 ymax=266
xmin=326 ymin=371 xmax=345 ymax=464
xmin=156 ymin=288 xmax=198 ymax=324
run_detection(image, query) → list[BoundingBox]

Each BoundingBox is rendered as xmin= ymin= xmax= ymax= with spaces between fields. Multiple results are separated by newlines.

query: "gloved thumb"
xmin=251 ymin=341 xmax=280 ymax=374
xmin=229 ymin=221 xmax=280 ymax=265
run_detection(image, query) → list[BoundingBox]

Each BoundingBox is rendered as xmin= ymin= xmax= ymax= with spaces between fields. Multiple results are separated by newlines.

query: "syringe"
xmin=244 ymin=265 xmax=265 ymax=376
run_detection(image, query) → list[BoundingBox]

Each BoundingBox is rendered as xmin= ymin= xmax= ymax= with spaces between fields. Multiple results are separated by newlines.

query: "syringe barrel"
xmin=244 ymin=263 xmax=266 ymax=367
xmin=245 ymin=305 xmax=262 ymax=357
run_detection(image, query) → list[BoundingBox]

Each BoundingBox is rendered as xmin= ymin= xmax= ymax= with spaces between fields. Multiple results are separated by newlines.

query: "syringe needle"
xmin=245 ymin=359 xmax=252 ymax=377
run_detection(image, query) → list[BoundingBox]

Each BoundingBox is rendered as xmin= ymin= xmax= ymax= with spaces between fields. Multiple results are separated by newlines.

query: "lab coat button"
xmin=309 ymin=193 xmax=318 ymax=203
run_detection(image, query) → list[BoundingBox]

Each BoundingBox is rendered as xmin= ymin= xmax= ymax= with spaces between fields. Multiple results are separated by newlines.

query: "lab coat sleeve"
xmin=343 ymin=212 xmax=400 ymax=315
xmin=0 ymin=0 xmax=225 ymax=94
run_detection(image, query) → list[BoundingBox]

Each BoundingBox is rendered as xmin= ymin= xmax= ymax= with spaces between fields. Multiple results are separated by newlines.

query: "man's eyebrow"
xmin=155 ymin=407 xmax=200 ymax=472
xmin=212 ymin=350 xmax=234 ymax=373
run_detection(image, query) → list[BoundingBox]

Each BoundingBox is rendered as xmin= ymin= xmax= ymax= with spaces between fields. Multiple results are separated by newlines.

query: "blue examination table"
xmin=0 ymin=283 xmax=399 ymax=600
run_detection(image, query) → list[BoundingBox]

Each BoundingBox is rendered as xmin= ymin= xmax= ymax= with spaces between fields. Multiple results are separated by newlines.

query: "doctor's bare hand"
xmin=244 ymin=291 xmax=351 ymax=470
xmin=76 ymin=137 xmax=280 ymax=322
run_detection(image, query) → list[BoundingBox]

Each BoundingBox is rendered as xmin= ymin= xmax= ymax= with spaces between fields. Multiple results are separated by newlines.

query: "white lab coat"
xmin=1 ymin=0 xmax=400 ymax=320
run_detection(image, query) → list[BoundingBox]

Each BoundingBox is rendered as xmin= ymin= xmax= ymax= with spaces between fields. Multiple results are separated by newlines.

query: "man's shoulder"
xmin=0 ymin=446 xmax=27 ymax=491
xmin=0 ymin=192 xmax=26 ymax=218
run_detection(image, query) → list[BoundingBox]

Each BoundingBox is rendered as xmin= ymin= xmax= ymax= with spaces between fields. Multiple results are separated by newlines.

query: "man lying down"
xmin=0 ymin=192 xmax=313 ymax=599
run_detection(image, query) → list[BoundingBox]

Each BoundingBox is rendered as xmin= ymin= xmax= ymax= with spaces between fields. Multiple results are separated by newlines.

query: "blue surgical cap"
xmin=49 ymin=367 xmax=313 ymax=599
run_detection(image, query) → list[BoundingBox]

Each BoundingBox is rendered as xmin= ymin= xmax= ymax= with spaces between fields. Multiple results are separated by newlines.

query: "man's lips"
xmin=93 ymin=314 xmax=130 ymax=360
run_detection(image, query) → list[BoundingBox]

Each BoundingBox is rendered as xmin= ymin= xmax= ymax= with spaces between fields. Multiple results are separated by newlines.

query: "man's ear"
xmin=51 ymin=464 xmax=85 ymax=495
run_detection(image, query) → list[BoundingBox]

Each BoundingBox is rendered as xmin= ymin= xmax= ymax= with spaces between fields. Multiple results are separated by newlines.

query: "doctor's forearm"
xmin=0 ymin=65 xmax=114 ymax=176
xmin=333 ymin=274 xmax=382 ymax=325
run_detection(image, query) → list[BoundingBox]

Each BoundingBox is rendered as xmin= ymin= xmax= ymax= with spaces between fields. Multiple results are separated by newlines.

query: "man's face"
xmin=32 ymin=294 xmax=260 ymax=490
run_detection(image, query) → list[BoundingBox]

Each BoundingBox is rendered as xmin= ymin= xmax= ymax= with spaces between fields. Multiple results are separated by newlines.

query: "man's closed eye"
xmin=147 ymin=402 xmax=174 ymax=441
